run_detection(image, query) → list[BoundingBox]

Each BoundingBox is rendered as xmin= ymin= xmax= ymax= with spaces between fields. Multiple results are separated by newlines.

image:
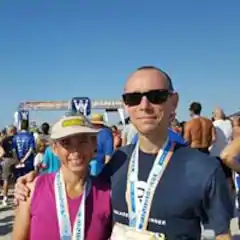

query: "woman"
xmin=33 ymin=139 xmax=47 ymax=173
xmin=12 ymin=115 xmax=112 ymax=240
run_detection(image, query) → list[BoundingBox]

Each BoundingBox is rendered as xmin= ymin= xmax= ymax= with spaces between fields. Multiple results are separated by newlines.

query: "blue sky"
xmin=0 ymin=1 xmax=239 ymax=128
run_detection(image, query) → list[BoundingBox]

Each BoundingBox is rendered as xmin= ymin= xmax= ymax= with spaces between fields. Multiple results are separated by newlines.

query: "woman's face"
xmin=52 ymin=134 xmax=96 ymax=174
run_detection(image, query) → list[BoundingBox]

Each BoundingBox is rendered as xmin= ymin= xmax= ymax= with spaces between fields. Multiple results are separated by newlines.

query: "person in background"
xmin=111 ymin=125 xmax=122 ymax=149
xmin=34 ymin=140 xmax=47 ymax=173
xmin=184 ymin=102 xmax=216 ymax=154
xmin=210 ymin=108 xmax=233 ymax=186
xmin=179 ymin=121 xmax=186 ymax=138
xmin=170 ymin=118 xmax=181 ymax=133
xmin=0 ymin=125 xmax=17 ymax=206
xmin=40 ymin=142 xmax=61 ymax=174
xmin=90 ymin=113 xmax=114 ymax=166
xmin=34 ymin=122 xmax=50 ymax=145
xmin=12 ymin=120 xmax=35 ymax=179
xmin=232 ymin=116 xmax=240 ymax=140
xmin=121 ymin=117 xmax=138 ymax=145
xmin=0 ymin=128 xmax=7 ymax=145
xmin=34 ymin=122 xmax=50 ymax=143
xmin=210 ymin=108 xmax=232 ymax=156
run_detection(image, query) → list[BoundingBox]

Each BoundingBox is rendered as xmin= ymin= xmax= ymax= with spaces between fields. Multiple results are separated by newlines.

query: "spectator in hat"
xmin=89 ymin=113 xmax=114 ymax=176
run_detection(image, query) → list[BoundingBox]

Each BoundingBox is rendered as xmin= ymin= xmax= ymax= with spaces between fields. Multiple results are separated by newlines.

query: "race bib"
xmin=110 ymin=223 xmax=166 ymax=240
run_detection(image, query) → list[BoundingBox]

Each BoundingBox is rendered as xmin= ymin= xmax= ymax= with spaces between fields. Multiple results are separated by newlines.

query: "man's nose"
xmin=139 ymin=96 xmax=151 ymax=109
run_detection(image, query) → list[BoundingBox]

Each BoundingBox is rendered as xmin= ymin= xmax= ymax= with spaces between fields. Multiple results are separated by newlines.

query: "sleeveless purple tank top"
xmin=29 ymin=173 xmax=112 ymax=240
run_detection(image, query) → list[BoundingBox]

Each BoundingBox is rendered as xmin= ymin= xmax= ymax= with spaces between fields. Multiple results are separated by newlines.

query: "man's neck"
xmin=192 ymin=114 xmax=200 ymax=119
xmin=139 ymin=128 xmax=168 ymax=154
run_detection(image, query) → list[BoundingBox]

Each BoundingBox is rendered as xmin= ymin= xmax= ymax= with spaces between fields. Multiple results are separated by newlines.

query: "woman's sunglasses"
xmin=122 ymin=89 xmax=172 ymax=107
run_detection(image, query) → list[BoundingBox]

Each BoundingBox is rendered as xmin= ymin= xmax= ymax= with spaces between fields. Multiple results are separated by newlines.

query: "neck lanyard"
xmin=126 ymin=138 xmax=175 ymax=230
xmin=54 ymin=170 xmax=91 ymax=240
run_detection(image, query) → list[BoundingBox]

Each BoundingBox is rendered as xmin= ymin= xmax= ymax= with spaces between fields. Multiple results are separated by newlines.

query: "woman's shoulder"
xmin=28 ymin=173 xmax=56 ymax=198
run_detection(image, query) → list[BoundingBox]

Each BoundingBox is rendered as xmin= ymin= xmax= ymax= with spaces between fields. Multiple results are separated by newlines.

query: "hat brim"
xmin=51 ymin=126 xmax=99 ymax=140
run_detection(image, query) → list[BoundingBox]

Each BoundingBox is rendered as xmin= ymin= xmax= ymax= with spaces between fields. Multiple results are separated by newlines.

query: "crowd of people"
xmin=0 ymin=66 xmax=240 ymax=239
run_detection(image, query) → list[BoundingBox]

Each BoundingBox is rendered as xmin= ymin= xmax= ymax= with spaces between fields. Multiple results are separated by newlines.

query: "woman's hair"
xmin=41 ymin=122 xmax=50 ymax=135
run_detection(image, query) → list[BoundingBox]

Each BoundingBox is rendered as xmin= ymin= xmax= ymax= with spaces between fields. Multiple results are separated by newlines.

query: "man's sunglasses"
xmin=122 ymin=89 xmax=172 ymax=107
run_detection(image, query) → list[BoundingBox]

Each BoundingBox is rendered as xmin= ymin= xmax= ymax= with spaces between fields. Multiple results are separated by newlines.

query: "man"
xmin=131 ymin=127 xmax=186 ymax=145
xmin=14 ymin=66 xmax=232 ymax=239
xmin=184 ymin=102 xmax=216 ymax=153
xmin=0 ymin=125 xmax=17 ymax=206
xmin=12 ymin=120 xmax=35 ymax=178
xmin=90 ymin=113 xmax=114 ymax=166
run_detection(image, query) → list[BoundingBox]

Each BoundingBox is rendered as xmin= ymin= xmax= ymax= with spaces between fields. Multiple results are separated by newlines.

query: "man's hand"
xmin=14 ymin=171 xmax=37 ymax=205
xmin=216 ymin=233 xmax=232 ymax=240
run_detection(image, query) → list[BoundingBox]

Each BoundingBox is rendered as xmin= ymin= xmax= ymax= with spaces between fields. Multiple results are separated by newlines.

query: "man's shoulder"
xmin=200 ymin=117 xmax=213 ymax=125
xmin=110 ymin=145 xmax=134 ymax=165
xmin=174 ymin=145 xmax=220 ymax=173
xmin=100 ymin=144 xmax=134 ymax=179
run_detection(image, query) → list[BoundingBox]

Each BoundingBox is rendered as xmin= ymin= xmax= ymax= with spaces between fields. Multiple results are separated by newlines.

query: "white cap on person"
xmin=50 ymin=115 xmax=99 ymax=140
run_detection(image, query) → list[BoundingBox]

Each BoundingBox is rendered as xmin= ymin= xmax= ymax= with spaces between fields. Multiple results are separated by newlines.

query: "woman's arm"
xmin=12 ymin=180 xmax=36 ymax=240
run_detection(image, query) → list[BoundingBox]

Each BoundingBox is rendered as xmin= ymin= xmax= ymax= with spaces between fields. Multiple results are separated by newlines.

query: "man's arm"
xmin=103 ymin=132 xmax=114 ymax=164
xmin=12 ymin=180 xmax=36 ymax=240
xmin=20 ymin=148 xmax=33 ymax=163
xmin=216 ymin=235 xmax=231 ymax=240
xmin=183 ymin=121 xmax=191 ymax=144
xmin=202 ymin=165 xmax=233 ymax=239
xmin=211 ymin=124 xmax=216 ymax=144
xmin=0 ymin=145 xmax=5 ymax=158
xmin=11 ymin=136 xmax=19 ymax=163
xmin=20 ymin=135 xmax=35 ymax=163
xmin=14 ymin=171 xmax=37 ymax=203
xmin=220 ymin=136 xmax=240 ymax=173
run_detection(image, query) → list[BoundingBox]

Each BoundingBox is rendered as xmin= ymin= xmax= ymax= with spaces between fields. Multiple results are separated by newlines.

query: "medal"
xmin=54 ymin=171 xmax=91 ymax=240
xmin=126 ymin=138 xmax=175 ymax=230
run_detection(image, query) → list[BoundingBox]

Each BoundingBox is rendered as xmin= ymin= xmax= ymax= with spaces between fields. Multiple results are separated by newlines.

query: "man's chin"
xmin=138 ymin=126 xmax=158 ymax=135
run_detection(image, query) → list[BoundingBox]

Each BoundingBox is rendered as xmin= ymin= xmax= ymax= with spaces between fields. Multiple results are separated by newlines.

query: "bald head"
xmin=125 ymin=66 xmax=174 ymax=92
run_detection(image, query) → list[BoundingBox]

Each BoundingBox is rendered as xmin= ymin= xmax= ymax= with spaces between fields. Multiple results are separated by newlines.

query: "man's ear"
xmin=171 ymin=92 xmax=179 ymax=111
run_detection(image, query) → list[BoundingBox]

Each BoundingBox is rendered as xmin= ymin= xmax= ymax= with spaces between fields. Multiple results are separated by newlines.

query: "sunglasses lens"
xmin=146 ymin=90 xmax=170 ymax=104
xmin=122 ymin=93 xmax=142 ymax=106
xmin=122 ymin=90 xmax=170 ymax=106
